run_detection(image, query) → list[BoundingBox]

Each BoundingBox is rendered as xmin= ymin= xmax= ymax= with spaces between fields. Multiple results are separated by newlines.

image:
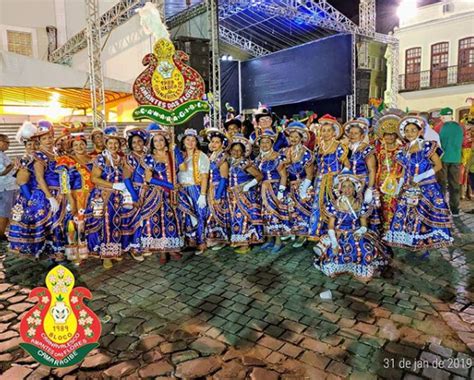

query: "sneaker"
xmin=195 ymin=250 xmax=204 ymax=256
xmin=235 ymin=246 xmax=251 ymax=254
xmin=211 ymin=244 xmax=225 ymax=251
xmin=281 ymin=235 xmax=293 ymax=241
xmin=143 ymin=251 xmax=153 ymax=257
xmin=261 ymin=241 xmax=274 ymax=250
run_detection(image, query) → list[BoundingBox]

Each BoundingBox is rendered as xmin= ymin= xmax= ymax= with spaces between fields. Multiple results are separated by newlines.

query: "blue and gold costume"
xmin=384 ymin=140 xmax=453 ymax=250
xmin=228 ymin=158 xmax=264 ymax=245
xmin=206 ymin=150 xmax=230 ymax=245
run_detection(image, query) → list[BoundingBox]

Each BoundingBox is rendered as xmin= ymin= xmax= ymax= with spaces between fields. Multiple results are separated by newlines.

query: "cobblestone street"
xmin=0 ymin=206 xmax=473 ymax=379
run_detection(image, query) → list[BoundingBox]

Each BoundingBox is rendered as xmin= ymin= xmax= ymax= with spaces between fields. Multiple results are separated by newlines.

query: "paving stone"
xmin=422 ymin=366 xmax=450 ymax=380
xmin=160 ymin=340 xmax=187 ymax=354
xmin=242 ymin=355 xmax=266 ymax=366
xmin=52 ymin=364 xmax=79 ymax=377
xmin=279 ymin=342 xmax=303 ymax=358
xmin=249 ymin=367 xmax=279 ymax=380
xmin=171 ymin=350 xmax=199 ymax=365
xmin=190 ymin=336 xmax=226 ymax=356
xmin=0 ymin=365 xmax=33 ymax=380
xmin=137 ymin=334 xmax=165 ymax=351
xmin=109 ymin=336 xmax=138 ymax=352
xmin=385 ymin=342 xmax=419 ymax=358
xmin=0 ymin=312 xmax=16 ymax=323
xmin=175 ymin=356 xmax=221 ymax=378
xmin=0 ymin=330 xmax=18 ymax=341
xmin=103 ymin=360 xmax=139 ymax=378
xmin=138 ymin=360 xmax=174 ymax=378
xmin=143 ymin=348 xmax=164 ymax=363
xmin=428 ymin=343 xmax=453 ymax=358
xmin=299 ymin=351 xmax=331 ymax=370
xmin=7 ymin=303 xmax=32 ymax=313
xmin=327 ymin=360 xmax=352 ymax=377
xmin=213 ymin=359 xmax=247 ymax=379
xmin=0 ymin=337 xmax=22 ymax=353
xmin=80 ymin=352 xmax=112 ymax=369
xmin=115 ymin=317 xmax=145 ymax=335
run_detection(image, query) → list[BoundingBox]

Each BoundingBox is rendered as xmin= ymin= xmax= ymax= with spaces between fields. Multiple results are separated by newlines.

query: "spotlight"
xmin=397 ymin=0 xmax=417 ymax=20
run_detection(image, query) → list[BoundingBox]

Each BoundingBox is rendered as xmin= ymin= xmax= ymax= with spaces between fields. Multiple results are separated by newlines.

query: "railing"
xmin=399 ymin=65 xmax=474 ymax=92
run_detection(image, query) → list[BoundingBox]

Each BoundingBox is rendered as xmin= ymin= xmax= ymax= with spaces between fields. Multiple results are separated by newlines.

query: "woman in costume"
xmin=255 ymin=129 xmax=290 ymax=253
xmin=249 ymin=105 xmax=288 ymax=152
xmin=224 ymin=118 xmax=243 ymax=141
xmin=121 ymin=126 xmax=150 ymax=262
xmin=344 ymin=118 xmax=381 ymax=231
xmin=228 ymin=134 xmax=264 ymax=253
xmin=383 ymin=116 xmax=453 ymax=256
xmin=85 ymin=126 xmax=130 ymax=269
xmin=141 ymin=123 xmax=183 ymax=264
xmin=205 ymin=127 xmax=230 ymax=251
xmin=55 ymin=126 xmax=94 ymax=263
xmin=11 ymin=121 xmax=70 ymax=260
xmin=8 ymin=122 xmax=39 ymax=254
xmin=374 ymin=114 xmax=404 ymax=232
xmin=313 ymin=172 xmax=388 ymax=280
xmin=282 ymin=121 xmax=314 ymax=248
xmin=177 ymin=129 xmax=210 ymax=255
xmin=309 ymin=114 xmax=349 ymax=239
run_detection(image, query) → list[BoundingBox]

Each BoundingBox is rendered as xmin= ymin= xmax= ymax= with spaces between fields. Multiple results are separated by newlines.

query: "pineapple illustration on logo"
xmin=20 ymin=265 xmax=101 ymax=368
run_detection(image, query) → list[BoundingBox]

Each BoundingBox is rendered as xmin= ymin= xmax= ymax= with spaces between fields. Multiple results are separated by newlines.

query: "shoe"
xmin=103 ymin=259 xmax=113 ymax=270
xmin=313 ymin=246 xmax=322 ymax=257
xmin=211 ymin=244 xmax=225 ymax=251
xmin=130 ymin=252 xmax=145 ymax=262
xmin=143 ymin=251 xmax=153 ymax=257
xmin=420 ymin=251 xmax=430 ymax=261
xmin=281 ymin=235 xmax=293 ymax=241
xmin=270 ymin=244 xmax=283 ymax=254
xmin=292 ymin=238 xmax=307 ymax=248
xmin=235 ymin=246 xmax=251 ymax=254
xmin=170 ymin=252 xmax=182 ymax=261
xmin=195 ymin=250 xmax=204 ymax=256
xmin=115 ymin=256 xmax=123 ymax=262
xmin=261 ymin=240 xmax=274 ymax=250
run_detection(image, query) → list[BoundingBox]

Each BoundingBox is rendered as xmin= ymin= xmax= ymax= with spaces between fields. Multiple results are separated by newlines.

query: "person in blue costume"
xmin=224 ymin=118 xmax=243 ymax=141
xmin=249 ymin=105 xmax=288 ymax=152
xmin=344 ymin=118 xmax=381 ymax=231
xmin=141 ymin=123 xmax=184 ymax=265
xmin=177 ymin=129 xmax=210 ymax=255
xmin=9 ymin=122 xmax=39 ymax=253
xmin=205 ymin=127 xmax=230 ymax=251
xmin=281 ymin=121 xmax=314 ymax=248
xmin=228 ymin=134 xmax=264 ymax=254
xmin=255 ymin=129 xmax=290 ymax=253
xmin=85 ymin=126 xmax=131 ymax=270
xmin=121 ymin=125 xmax=150 ymax=262
xmin=313 ymin=172 xmax=388 ymax=280
xmin=9 ymin=120 xmax=70 ymax=260
xmin=383 ymin=116 xmax=453 ymax=257
xmin=309 ymin=114 xmax=349 ymax=240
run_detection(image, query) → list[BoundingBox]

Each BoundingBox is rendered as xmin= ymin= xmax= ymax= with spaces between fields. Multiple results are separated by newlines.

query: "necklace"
xmin=289 ymin=144 xmax=303 ymax=162
xmin=319 ymin=140 xmax=336 ymax=155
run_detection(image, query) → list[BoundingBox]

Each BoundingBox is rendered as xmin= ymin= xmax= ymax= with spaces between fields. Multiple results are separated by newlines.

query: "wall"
xmin=397 ymin=83 xmax=474 ymax=116
xmin=395 ymin=7 xmax=474 ymax=73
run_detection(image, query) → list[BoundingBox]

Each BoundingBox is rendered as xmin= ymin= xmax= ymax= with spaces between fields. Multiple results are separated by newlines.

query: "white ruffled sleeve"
xmin=199 ymin=151 xmax=210 ymax=174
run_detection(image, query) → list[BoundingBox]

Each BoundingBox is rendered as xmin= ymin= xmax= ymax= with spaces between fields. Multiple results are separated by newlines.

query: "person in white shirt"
xmin=0 ymin=134 xmax=18 ymax=239
xmin=177 ymin=129 xmax=210 ymax=255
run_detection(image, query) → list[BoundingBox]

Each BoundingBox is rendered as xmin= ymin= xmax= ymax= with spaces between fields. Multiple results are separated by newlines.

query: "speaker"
xmin=174 ymin=37 xmax=210 ymax=83
xmin=356 ymin=69 xmax=371 ymax=105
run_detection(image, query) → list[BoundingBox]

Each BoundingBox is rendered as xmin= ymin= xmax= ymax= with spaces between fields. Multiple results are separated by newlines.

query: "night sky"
xmin=328 ymin=0 xmax=441 ymax=33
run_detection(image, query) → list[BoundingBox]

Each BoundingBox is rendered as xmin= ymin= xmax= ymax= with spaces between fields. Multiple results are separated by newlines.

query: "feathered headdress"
xmin=16 ymin=121 xmax=38 ymax=144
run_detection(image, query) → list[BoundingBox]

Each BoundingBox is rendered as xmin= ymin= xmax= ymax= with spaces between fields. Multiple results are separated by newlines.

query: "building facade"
xmin=394 ymin=0 xmax=474 ymax=119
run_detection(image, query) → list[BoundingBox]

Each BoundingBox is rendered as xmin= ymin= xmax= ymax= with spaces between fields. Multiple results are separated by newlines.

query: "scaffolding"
xmin=85 ymin=0 xmax=106 ymax=128
xmin=207 ymin=0 xmax=220 ymax=129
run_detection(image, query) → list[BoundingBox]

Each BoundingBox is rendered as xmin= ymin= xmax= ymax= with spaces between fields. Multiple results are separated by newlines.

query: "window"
xmin=458 ymin=37 xmax=474 ymax=83
xmin=7 ymin=30 xmax=33 ymax=56
xmin=431 ymin=42 xmax=449 ymax=87
xmin=405 ymin=47 xmax=421 ymax=90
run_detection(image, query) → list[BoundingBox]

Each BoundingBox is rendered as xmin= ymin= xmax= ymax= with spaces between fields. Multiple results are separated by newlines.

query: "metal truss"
xmin=207 ymin=0 xmax=221 ymax=129
xmin=167 ymin=3 xmax=207 ymax=29
xmin=86 ymin=0 xmax=106 ymax=128
xmin=346 ymin=33 xmax=357 ymax=119
xmin=219 ymin=25 xmax=271 ymax=57
xmin=359 ymin=0 xmax=375 ymax=37
xmin=50 ymin=0 xmax=162 ymax=64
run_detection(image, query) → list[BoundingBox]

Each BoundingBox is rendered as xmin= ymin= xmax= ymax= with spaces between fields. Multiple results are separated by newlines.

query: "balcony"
xmin=399 ymin=65 xmax=474 ymax=92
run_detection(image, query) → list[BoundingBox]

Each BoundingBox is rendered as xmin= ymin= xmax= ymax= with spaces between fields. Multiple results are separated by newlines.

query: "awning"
xmin=0 ymin=51 xmax=131 ymax=109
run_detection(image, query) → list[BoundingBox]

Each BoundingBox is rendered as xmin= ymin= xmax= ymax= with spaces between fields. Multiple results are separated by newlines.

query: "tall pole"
xmin=85 ymin=0 xmax=106 ymax=128
xmin=207 ymin=0 xmax=220 ymax=129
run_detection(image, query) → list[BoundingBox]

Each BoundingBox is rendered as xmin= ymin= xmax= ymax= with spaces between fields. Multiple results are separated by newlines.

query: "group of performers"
xmin=6 ymin=105 xmax=454 ymax=280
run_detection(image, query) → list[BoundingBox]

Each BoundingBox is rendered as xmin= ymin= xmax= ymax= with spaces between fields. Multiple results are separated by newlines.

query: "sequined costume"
xmin=309 ymin=143 xmax=348 ymax=238
xmin=205 ymin=151 xmax=230 ymax=245
xmin=228 ymin=159 xmax=263 ymax=245
xmin=255 ymin=153 xmax=290 ymax=236
xmin=283 ymin=146 xmax=313 ymax=236
xmin=384 ymin=141 xmax=453 ymax=250
xmin=9 ymin=151 xmax=68 ymax=258
xmin=314 ymin=201 xmax=388 ymax=279
xmin=84 ymin=153 xmax=127 ymax=258
xmin=140 ymin=153 xmax=184 ymax=252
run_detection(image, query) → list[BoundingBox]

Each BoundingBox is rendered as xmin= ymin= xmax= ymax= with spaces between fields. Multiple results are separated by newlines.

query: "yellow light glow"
xmin=1 ymin=106 xmax=76 ymax=118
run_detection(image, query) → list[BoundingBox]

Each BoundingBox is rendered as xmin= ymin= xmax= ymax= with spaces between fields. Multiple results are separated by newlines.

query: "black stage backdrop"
xmin=220 ymin=34 xmax=353 ymax=111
